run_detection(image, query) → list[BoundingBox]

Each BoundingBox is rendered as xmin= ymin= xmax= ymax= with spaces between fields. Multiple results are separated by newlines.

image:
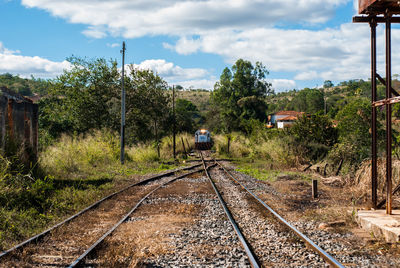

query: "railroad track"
xmin=0 ymin=163 xmax=212 ymax=267
xmin=200 ymin=152 xmax=344 ymax=268
xmin=1 ymin=154 xmax=347 ymax=267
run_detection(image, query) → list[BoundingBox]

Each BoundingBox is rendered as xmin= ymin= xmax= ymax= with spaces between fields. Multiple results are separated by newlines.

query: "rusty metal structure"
xmin=0 ymin=86 xmax=38 ymax=161
xmin=353 ymin=0 xmax=400 ymax=214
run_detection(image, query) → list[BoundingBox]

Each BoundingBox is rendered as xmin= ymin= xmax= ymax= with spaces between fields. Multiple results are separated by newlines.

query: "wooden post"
xmin=181 ymin=137 xmax=187 ymax=155
xmin=185 ymin=138 xmax=190 ymax=151
xmin=227 ymin=136 xmax=231 ymax=154
xmin=172 ymin=86 xmax=176 ymax=159
xmin=312 ymin=179 xmax=318 ymax=199
xmin=336 ymin=159 xmax=343 ymax=176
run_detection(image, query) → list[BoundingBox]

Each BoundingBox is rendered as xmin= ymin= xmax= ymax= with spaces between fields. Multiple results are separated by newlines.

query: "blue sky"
xmin=1 ymin=0 xmax=400 ymax=92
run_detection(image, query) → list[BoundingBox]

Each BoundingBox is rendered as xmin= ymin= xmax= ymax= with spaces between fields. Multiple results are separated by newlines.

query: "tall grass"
xmin=160 ymin=133 xmax=194 ymax=159
xmin=127 ymin=144 xmax=159 ymax=163
xmin=213 ymin=132 xmax=297 ymax=168
xmin=1 ymin=129 xmax=186 ymax=250
xmin=40 ymin=130 xmax=120 ymax=177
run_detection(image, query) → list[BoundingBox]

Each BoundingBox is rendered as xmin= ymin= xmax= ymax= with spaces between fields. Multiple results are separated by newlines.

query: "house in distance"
xmin=267 ymin=111 xmax=304 ymax=129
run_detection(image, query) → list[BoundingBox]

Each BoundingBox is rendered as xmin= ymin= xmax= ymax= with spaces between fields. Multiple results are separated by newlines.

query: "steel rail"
xmin=0 ymin=163 xmax=202 ymax=259
xmin=200 ymin=153 xmax=260 ymax=268
xmin=216 ymin=161 xmax=344 ymax=268
xmin=69 ymin=163 xmax=216 ymax=267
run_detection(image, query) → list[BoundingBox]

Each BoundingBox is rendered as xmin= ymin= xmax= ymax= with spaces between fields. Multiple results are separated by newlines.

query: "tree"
xmin=40 ymin=57 xmax=172 ymax=144
xmin=323 ymin=80 xmax=334 ymax=88
xmin=45 ymin=56 xmax=120 ymax=134
xmin=334 ymin=98 xmax=384 ymax=163
xmin=175 ymin=99 xmax=201 ymax=133
xmin=210 ymin=59 xmax=273 ymax=132
xmin=290 ymin=113 xmax=337 ymax=160
xmin=291 ymin=114 xmax=337 ymax=147
xmin=288 ymin=88 xmax=324 ymax=113
xmin=125 ymin=67 xmax=171 ymax=143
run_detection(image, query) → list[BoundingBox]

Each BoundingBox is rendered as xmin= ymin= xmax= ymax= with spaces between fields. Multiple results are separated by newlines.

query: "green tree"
xmin=333 ymin=98 xmax=384 ymax=164
xmin=125 ymin=67 xmax=171 ymax=143
xmin=323 ymin=80 xmax=334 ymax=88
xmin=210 ymin=59 xmax=273 ymax=132
xmin=175 ymin=99 xmax=201 ymax=133
xmin=40 ymin=57 xmax=171 ymax=144
xmin=290 ymin=113 xmax=337 ymax=160
xmin=45 ymin=56 xmax=120 ymax=134
xmin=289 ymin=88 xmax=324 ymax=113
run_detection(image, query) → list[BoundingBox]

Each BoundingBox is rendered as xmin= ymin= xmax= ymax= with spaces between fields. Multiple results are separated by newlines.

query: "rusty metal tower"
xmin=353 ymin=0 xmax=400 ymax=214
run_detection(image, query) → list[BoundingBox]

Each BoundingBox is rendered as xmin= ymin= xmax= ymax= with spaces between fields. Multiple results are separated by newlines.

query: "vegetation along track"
xmin=201 ymin=152 xmax=344 ymax=267
xmin=0 ymin=163 xmax=209 ymax=267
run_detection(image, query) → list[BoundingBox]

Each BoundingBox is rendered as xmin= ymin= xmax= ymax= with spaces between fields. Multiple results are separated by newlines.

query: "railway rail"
xmin=200 ymin=152 xmax=344 ymax=268
xmin=1 ymin=153 xmax=346 ymax=267
xmin=0 ymin=163 xmax=211 ymax=267
xmin=69 ymin=163 xmax=216 ymax=267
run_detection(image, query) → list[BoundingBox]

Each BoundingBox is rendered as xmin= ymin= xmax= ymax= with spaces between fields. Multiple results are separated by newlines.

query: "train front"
xmin=195 ymin=129 xmax=212 ymax=150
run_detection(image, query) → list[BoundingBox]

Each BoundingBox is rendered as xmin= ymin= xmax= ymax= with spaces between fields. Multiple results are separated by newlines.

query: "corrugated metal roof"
xmin=359 ymin=0 xmax=400 ymax=15
xmin=0 ymin=86 xmax=33 ymax=103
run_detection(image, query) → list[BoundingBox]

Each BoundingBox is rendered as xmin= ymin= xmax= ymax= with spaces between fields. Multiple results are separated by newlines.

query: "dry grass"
xmin=160 ymin=133 xmax=194 ymax=158
xmin=213 ymin=133 xmax=297 ymax=168
xmin=354 ymin=158 xmax=400 ymax=201
xmin=95 ymin=203 xmax=200 ymax=267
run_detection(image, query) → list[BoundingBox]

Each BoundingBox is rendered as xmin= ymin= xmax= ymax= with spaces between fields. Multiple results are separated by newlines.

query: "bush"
xmin=213 ymin=133 xmax=251 ymax=158
xmin=40 ymin=129 xmax=120 ymax=176
xmin=127 ymin=144 xmax=159 ymax=163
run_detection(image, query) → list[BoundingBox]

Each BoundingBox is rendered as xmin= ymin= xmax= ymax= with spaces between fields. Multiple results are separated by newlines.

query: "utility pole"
xmin=324 ymin=87 xmax=327 ymax=115
xmin=120 ymin=41 xmax=126 ymax=164
xmin=172 ymin=85 xmax=176 ymax=159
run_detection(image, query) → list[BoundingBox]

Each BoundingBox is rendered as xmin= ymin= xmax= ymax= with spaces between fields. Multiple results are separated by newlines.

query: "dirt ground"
xmin=95 ymin=162 xmax=400 ymax=266
xmin=87 ymin=172 xmax=217 ymax=267
xmin=261 ymin=171 xmax=400 ymax=259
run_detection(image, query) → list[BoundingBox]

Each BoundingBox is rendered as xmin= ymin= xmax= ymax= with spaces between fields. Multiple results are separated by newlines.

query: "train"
xmin=194 ymin=129 xmax=212 ymax=150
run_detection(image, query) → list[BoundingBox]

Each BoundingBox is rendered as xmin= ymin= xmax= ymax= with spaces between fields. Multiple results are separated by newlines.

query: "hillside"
xmin=0 ymin=73 xmax=50 ymax=97
xmin=176 ymin=89 xmax=211 ymax=115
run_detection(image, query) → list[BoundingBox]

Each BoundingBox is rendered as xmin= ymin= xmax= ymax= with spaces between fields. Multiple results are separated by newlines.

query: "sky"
xmin=1 ymin=0 xmax=400 ymax=92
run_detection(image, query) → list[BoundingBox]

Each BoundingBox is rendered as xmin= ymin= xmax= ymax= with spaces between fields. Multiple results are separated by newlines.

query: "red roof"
xmin=274 ymin=111 xmax=304 ymax=116
xmin=276 ymin=115 xmax=298 ymax=122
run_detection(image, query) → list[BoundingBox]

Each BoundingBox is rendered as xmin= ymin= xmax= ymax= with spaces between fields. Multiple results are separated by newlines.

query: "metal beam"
xmin=373 ymin=96 xmax=400 ymax=107
xmin=385 ymin=15 xmax=393 ymax=215
xmin=353 ymin=16 xmax=400 ymax=23
xmin=376 ymin=73 xmax=400 ymax=96
xmin=371 ymin=19 xmax=378 ymax=209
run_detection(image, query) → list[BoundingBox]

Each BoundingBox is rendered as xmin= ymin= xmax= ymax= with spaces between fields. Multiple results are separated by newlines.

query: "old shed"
xmin=0 ymin=86 xmax=38 ymax=160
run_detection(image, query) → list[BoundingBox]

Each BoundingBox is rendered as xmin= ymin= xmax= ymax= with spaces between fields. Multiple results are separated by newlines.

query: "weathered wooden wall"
xmin=0 ymin=88 xmax=38 ymax=160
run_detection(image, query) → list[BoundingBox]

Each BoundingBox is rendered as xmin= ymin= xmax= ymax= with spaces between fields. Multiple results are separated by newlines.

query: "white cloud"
xmin=295 ymin=71 xmax=319 ymax=80
xmin=82 ymin=26 xmax=107 ymax=39
xmin=133 ymin=59 xmax=208 ymax=81
xmin=18 ymin=0 xmax=398 ymax=90
xmin=167 ymin=23 xmax=400 ymax=83
xmin=163 ymin=37 xmax=201 ymax=55
xmin=270 ymin=79 xmax=296 ymax=92
xmin=21 ymin=0 xmax=350 ymax=38
xmin=176 ymin=79 xmax=217 ymax=90
xmin=107 ymin=43 xmax=120 ymax=48
xmin=0 ymin=42 xmax=70 ymax=78
xmin=129 ymin=59 xmax=216 ymax=89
